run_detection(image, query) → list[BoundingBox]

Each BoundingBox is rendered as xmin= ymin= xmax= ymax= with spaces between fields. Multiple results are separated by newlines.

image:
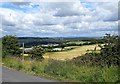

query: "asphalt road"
xmin=2 ymin=66 xmax=56 ymax=82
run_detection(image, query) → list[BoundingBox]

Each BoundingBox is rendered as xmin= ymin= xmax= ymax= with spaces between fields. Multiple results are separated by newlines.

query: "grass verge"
xmin=2 ymin=57 xmax=119 ymax=82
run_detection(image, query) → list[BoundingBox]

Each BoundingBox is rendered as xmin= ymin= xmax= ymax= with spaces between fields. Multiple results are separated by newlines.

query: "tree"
xmin=31 ymin=46 xmax=45 ymax=61
xmin=2 ymin=35 xmax=21 ymax=57
xmin=100 ymin=34 xmax=120 ymax=66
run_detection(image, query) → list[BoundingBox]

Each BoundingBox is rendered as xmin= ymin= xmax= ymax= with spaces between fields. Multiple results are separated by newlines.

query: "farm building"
xmin=52 ymin=47 xmax=73 ymax=51
xmin=41 ymin=44 xmax=59 ymax=47
xmin=20 ymin=47 xmax=33 ymax=52
xmin=52 ymin=48 xmax=62 ymax=51
xmin=63 ymin=47 xmax=73 ymax=50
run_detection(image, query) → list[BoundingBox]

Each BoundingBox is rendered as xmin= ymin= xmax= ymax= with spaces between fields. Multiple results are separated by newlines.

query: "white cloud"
xmin=92 ymin=2 xmax=118 ymax=21
xmin=0 ymin=2 xmax=118 ymax=37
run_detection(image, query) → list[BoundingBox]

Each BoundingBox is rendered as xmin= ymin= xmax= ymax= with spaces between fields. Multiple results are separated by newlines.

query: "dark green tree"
xmin=2 ymin=35 xmax=21 ymax=57
xmin=100 ymin=34 xmax=120 ymax=66
xmin=31 ymin=46 xmax=45 ymax=61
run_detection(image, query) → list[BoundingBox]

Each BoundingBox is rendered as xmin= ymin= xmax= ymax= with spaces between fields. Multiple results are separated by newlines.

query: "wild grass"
xmin=45 ymin=60 xmax=119 ymax=82
xmin=2 ymin=57 xmax=119 ymax=82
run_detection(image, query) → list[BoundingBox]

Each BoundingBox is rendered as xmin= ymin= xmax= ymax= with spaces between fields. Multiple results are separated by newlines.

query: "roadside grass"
xmin=44 ymin=44 xmax=100 ymax=60
xmin=2 ymin=57 xmax=119 ymax=82
xmin=45 ymin=60 xmax=119 ymax=82
xmin=2 ymin=57 xmax=59 ymax=81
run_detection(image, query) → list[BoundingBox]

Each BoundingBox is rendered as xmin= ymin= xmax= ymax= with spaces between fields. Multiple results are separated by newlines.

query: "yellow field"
xmin=66 ymin=41 xmax=90 ymax=44
xmin=21 ymin=54 xmax=29 ymax=57
xmin=43 ymin=44 xmax=100 ymax=60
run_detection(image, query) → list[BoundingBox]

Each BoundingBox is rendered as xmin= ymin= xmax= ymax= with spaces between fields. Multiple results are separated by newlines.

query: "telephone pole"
xmin=22 ymin=43 xmax=24 ymax=61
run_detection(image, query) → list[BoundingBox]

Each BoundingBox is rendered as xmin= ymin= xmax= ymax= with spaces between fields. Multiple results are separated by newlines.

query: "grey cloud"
xmin=10 ymin=2 xmax=28 ymax=6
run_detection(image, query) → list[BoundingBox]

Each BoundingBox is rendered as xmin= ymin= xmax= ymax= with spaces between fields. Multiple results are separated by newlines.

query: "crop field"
xmin=43 ymin=44 xmax=100 ymax=60
xmin=65 ymin=41 xmax=90 ymax=44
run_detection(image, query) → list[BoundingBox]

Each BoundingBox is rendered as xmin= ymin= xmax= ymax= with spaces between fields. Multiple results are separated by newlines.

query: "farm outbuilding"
xmin=52 ymin=48 xmax=62 ymax=51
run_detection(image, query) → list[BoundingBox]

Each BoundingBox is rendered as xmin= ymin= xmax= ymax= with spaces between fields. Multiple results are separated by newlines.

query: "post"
xmin=22 ymin=43 xmax=24 ymax=61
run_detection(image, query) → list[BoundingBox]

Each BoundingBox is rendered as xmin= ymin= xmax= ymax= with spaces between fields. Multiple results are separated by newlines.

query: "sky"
xmin=0 ymin=1 xmax=119 ymax=37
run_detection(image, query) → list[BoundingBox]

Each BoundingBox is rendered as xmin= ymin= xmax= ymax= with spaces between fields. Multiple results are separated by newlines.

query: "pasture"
xmin=43 ymin=44 xmax=100 ymax=60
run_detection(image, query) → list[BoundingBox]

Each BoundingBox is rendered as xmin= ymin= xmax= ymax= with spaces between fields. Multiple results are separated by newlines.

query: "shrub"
xmin=31 ymin=46 xmax=45 ymax=61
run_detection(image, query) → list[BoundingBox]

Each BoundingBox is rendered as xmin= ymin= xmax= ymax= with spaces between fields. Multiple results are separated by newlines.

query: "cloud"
xmin=11 ymin=2 xmax=28 ymax=6
xmin=92 ymin=2 xmax=118 ymax=21
xmin=0 ymin=1 xmax=118 ymax=37
xmin=80 ymin=0 xmax=119 ymax=2
xmin=39 ymin=2 xmax=90 ymax=17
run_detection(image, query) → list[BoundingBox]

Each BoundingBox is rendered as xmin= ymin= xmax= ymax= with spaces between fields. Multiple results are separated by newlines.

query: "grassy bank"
xmin=2 ymin=57 xmax=59 ymax=80
xmin=2 ymin=57 xmax=119 ymax=82
xmin=45 ymin=60 xmax=119 ymax=82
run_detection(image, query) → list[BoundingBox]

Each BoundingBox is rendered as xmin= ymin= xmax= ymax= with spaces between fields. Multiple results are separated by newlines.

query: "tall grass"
xmin=3 ymin=57 xmax=119 ymax=82
xmin=45 ymin=60 xmax=119 ymax=82
xmin=3 ymin=57 xmax=47 ymax=75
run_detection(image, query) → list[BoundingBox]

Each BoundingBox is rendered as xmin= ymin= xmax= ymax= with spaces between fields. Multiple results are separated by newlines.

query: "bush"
xmin=31 ymin=46 xmax=45 ymax=61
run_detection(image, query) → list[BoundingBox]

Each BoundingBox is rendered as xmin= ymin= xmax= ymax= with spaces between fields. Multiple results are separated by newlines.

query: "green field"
xmin=44 ymin=44 xmax=100 ymax=60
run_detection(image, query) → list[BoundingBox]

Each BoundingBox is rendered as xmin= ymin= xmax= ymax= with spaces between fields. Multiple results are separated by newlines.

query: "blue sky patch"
xmin=0 ymin=2 xmax=39 ymax=13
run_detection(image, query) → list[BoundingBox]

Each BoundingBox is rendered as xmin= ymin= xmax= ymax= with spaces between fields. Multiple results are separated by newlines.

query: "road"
xmin=2 ymin=66 xmax=56 ymax=82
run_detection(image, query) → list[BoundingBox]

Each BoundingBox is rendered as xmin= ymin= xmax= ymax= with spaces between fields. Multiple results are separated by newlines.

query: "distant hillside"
xmin=17 ymin=37 xmax=100 ymax=47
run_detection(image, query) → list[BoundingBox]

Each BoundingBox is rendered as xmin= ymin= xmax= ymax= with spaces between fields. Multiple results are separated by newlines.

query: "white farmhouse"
xmin=53 ymin=48 xmax=62 ymax=51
